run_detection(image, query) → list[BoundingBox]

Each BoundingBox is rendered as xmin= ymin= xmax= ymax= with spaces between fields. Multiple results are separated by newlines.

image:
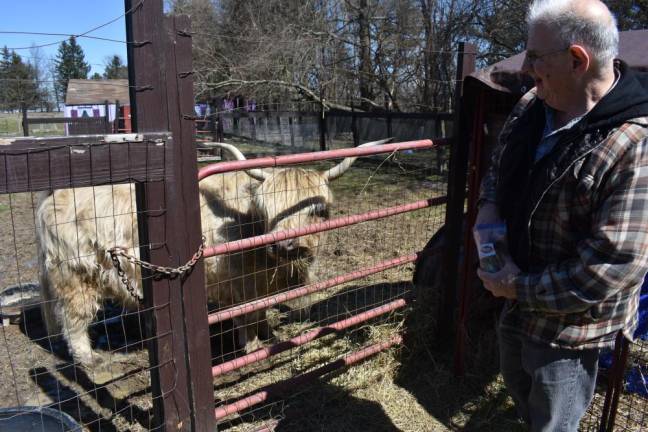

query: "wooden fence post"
xmin=319 ymin=105 xmax=327 ymax=151
xmin=125 ymin=1 xmax=215 ymax=431
xmin=288 ymin=116 xmax=295 ymax=148
xmin=22 ymin=105 xmax=28 ymax=137
xmin=115 ymin=99 xmax=121 ymax=133
xmin=351 ymin=107 xmax=359 ymax=147
xmin=251 ymin=115 xmax=257 ymax=142
xmin=276 ymin=114 xmax=282 ymax=145
xmin=217 ymin=113 xmax=224 ymax=142
xmin=103 ymin=100 xmax=110 ymax=133
xmin=438 ymin=42 xmax=476 ymax=348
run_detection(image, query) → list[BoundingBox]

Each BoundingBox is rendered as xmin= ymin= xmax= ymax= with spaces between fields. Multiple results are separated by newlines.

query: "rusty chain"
xmin=108 ymin=236 xmax=206 ymax=301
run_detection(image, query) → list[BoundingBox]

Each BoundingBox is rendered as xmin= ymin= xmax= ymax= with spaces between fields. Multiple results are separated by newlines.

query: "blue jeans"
xmin=498 ymin=323 xmax=600 ymax=432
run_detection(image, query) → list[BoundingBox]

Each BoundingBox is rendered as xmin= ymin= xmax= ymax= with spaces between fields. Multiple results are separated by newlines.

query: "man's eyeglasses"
xmin=524 ymin=47 xmax=570 ymax=65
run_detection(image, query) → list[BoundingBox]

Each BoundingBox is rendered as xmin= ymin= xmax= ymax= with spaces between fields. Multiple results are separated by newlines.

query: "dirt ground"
xmin=0 ymin=138 xmax=641 ymax=431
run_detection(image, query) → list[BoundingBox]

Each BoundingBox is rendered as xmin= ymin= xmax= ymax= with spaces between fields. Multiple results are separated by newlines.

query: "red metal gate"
xmin=197 ymin=139 xmax=450 ymax=427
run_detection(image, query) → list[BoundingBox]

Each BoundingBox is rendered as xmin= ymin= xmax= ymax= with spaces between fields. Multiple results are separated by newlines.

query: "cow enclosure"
xmin=0 ymin=134 xmax=451 ymax=431
xmin=1 ymin=2 xmax=647 ymax=431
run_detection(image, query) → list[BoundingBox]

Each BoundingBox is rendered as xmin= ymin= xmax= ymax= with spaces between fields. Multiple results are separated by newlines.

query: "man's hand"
xmin=477 ymin=253 xmax=521 ymax=299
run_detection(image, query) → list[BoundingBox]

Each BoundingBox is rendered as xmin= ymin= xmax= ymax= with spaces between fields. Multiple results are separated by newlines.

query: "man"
xmin=476 ymin=0 xmax=648 ymax=430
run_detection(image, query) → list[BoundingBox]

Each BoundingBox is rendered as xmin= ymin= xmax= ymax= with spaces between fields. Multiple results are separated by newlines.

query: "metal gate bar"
xmin=198 ymin=139 xmax=444 ymax=179
xmin=204 ymin=197 xmax=446 ymax=258
xmin=208 ymin=253 xmax=418 ymax=325
xmin=214 ymin=335 xmax=402 ymax=420
xmin=212 ymin=298 xmax=407 ymax=376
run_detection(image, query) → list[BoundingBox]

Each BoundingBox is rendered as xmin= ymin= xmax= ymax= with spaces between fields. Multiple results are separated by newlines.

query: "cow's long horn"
xmin=323 ymin=138 xmax=392 ymax=181
xmin=199 ymin=142 xmax=268 ymax=181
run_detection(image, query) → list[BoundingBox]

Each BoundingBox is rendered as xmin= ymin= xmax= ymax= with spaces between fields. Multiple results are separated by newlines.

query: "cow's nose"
xmin=276 ymin=238 xmax=296 ymax=252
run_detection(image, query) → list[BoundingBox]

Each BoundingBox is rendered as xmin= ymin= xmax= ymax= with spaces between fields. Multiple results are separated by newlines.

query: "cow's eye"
xmin=310 ymin=203 xmax=329 ymax=218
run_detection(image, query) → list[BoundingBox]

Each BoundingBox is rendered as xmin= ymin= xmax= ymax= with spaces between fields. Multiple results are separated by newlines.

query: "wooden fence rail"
xmin=22 ymin=115 xmax=112 ymax=136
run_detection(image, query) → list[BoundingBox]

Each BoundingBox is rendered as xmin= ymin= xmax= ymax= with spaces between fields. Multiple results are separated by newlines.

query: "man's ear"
xmin=569 ymin=44 xmax=590 ymax=73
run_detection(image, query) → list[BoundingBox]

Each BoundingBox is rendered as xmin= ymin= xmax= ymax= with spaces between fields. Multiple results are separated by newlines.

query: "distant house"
xmin=65 ymin=79 xmax=131 ymax=132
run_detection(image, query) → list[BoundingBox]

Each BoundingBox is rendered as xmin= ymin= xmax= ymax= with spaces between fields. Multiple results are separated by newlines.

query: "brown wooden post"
xmin=351 ymin=107 xmax=359 ymax=147
xmin=288 ymin=116 xmax=295 ymax=148
xmin=438 ymin=42 xmax=476 ymax=347
xmin=276 ymin=114 xmax=282 ymax=145
xmin=103 ymin=100 xmax=110 ymax=133
xmin=125 ymin=1 xmax=215 ymax=431
xmin=217 ymin=114 xmax=224 ymax=142
xmin=166 ymin=15 xmax=216 ymax=431
xmin=21 ymin=105 xmax=28 ymax=136
xmin=209 ymin=109 xmax=216 ymax=141
xmin=319 ymin=105 xmax=327 ymax=151
xmin=115 ymin=99 xmax=121 ymax=133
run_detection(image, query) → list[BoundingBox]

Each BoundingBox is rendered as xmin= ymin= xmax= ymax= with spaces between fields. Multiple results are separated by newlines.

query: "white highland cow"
xmin=37 ymin=140 xmax=384 ymax=368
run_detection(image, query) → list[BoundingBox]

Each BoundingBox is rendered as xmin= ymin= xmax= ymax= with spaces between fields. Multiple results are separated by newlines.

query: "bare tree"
xmin=167 ymin=0 xmax=521 ymax=113
xmin=29 ymin=45 xmax=53 ymax=111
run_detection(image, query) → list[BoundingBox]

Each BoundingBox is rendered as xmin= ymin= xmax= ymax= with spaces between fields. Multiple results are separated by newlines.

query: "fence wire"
xmin=0 ymin=137 xmax=173 ymax=432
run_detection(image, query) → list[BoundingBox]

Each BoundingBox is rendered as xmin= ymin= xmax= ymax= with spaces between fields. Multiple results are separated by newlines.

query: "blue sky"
xmin=0 ymin=1 xmax=128 ymax=76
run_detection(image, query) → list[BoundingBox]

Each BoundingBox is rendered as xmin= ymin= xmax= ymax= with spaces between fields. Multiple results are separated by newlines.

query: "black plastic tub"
xmin=0 ymin=406 xmax=81 ymax=431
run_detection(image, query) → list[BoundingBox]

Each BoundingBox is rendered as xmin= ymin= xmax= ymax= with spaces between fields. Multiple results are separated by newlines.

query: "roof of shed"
xmin=469 ymin=29 xmax=648 ymax=95
xmin=65 ymin=79 xmax=130 ymax=105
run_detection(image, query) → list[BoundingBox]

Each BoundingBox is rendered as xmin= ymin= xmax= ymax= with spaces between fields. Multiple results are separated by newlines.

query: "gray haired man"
xmin=476 ymin=0 xmax=648 ymax=430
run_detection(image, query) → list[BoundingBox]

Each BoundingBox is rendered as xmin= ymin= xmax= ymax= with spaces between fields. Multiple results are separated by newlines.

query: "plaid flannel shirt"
xmin=481 ymin=89 xmax=648 ymax=349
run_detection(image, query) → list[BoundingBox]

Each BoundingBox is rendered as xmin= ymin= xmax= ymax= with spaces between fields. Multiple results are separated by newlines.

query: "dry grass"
xmin=0 ymin=112 xmax=65 ymax=137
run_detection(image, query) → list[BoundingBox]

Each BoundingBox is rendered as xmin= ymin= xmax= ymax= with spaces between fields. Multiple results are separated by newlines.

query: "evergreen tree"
xmin=90 ymin=72 xmax=103 ymax=80
xmin=0 ymin=47 xmax=12 ymax=111
xmin=103 ymin=55 xmax=128 ymax=79
xmin=1 ymin=51 xmax=41 ymax=111
xmin=54 ymin=37 xmax=90 ymax=103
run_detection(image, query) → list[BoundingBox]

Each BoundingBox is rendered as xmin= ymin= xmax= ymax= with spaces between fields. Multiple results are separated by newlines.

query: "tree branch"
xmin=205 ymin=79 xmax=365 ymax=112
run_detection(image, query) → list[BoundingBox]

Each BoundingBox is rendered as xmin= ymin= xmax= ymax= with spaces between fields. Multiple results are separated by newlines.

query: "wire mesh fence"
xmin=0 ymin=133 xmax=176 ymax=431
xmin=609 ymin=338 xmax=648 ymax=431
xmin=579 ymin=330 xmax=648 ymax=432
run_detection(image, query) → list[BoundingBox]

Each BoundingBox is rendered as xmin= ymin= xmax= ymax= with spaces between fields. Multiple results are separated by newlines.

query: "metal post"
xmin=438 ymin=42 xmax=476 ymax=348
xmin=599 ymin=332 xmax=631 ymax=432
xmin=435 ymin=115 xmax=443 ymax=173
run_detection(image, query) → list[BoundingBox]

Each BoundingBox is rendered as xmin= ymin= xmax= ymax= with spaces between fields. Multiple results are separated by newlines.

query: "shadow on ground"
xmin=276 ymin=380 xmax=401 ymax=431
xmin=19 ymin=304 xmax=153 ymax=431
xmin=394 ymin=287 xmax=525 ymax=431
